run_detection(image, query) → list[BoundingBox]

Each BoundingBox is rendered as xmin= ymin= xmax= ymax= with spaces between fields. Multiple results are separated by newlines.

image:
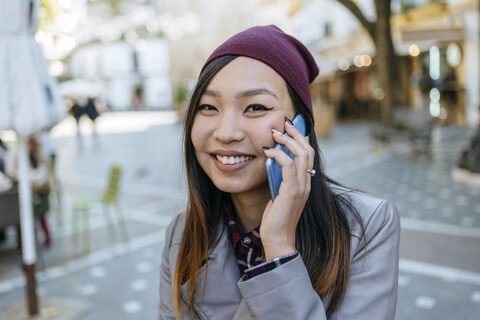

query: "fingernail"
xmin=285 ymin=117 xmax=293 ymax=126
xmin=262 ymin=146 xmax=270 ymax=150
xmin=271 ymin=129 xmax=282 ymax=135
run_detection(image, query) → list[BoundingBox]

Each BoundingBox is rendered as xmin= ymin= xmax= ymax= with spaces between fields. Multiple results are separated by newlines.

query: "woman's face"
xmin=191 ymin=57 xmax=296 ymax=195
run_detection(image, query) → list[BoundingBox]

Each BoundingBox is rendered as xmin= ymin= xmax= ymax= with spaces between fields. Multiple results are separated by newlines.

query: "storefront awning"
xmin=401 ymin=28 xmax=464 ymax=42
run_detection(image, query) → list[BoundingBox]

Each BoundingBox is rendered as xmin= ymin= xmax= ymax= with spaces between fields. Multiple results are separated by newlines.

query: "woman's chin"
xmin=213 ymin=182 xmax=248 ymax=194
xmin=212 ymin=178 xmax=269 ymax=196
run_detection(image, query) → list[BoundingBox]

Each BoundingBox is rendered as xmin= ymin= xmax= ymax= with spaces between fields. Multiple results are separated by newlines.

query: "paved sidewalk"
xmin=0 ymin=113 xmax=478 ymax=319
xmin=321 ymin=122 xmax=480 ymax=320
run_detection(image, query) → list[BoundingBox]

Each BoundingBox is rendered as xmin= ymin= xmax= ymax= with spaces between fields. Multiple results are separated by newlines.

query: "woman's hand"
xmin=261 ymin=118 xmax=315 ymax=261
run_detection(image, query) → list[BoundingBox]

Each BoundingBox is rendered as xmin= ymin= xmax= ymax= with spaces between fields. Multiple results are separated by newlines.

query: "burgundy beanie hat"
xmin=201 ymin=25 xmax=319 ymax=121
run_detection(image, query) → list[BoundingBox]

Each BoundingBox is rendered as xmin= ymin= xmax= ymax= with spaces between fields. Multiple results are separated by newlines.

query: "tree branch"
xmin=336 ymin=0 xmax=375 ymax=40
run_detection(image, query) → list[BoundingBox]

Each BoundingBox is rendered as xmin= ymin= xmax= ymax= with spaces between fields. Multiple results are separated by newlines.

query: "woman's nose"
xmin=213 ymin=112 xmax=244 ymax=143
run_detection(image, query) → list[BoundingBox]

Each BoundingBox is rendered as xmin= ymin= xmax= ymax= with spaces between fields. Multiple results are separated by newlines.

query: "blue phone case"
xmin=266 ymin=114 xmax=307 ymax=201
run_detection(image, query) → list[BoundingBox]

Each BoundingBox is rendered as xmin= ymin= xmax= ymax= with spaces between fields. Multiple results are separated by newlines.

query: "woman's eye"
xmin=244 ymin=104 xmax=272 ymax=113
xmin=198 ymin=104 xmax=218 ymax=112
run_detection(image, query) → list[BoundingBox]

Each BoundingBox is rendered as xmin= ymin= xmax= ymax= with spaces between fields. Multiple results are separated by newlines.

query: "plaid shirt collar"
xmin=225 ymin=201 xmax=262 ymax=247
xmin=225 ymin=201 xmax=263 ymax=272
xmin=224 ymin=200 xmax=298 ymax=279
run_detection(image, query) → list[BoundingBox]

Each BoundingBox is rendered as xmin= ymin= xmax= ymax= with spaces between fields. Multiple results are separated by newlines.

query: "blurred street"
xmin=0 ymin=111 xmax=479 ymax=320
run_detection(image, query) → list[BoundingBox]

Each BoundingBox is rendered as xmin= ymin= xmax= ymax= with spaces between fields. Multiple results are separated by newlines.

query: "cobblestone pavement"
xmin=0 ymin=112 xmax=478 ymax=319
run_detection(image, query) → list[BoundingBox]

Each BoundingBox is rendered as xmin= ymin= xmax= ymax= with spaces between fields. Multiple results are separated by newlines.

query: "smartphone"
xmin=266 ymin=114 xmax=307 ymax=201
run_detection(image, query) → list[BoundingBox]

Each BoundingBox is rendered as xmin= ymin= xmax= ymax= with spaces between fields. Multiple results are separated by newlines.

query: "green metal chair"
xmin=72 ymin=165 xmax=128 ymax=252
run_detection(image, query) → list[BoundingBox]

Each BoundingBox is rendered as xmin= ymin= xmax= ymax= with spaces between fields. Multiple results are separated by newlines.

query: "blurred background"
xmin=0 ymin=0 xmax=479 ymax=319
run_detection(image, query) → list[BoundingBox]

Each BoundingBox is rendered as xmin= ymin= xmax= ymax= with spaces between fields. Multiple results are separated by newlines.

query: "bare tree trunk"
xmin=337 ymin=0 xmax=405 ymax=117
xmin=373 ymin=0 xmax=402 ymax=117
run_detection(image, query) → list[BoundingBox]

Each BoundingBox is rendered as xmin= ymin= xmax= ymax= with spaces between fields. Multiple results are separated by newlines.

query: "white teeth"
xmin=215 ymin=155 xmax=254 ymax=164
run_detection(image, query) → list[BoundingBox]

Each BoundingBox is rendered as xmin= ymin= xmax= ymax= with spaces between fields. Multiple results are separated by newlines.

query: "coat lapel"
xmin=181 ymin=226 xmax=243 ymax=319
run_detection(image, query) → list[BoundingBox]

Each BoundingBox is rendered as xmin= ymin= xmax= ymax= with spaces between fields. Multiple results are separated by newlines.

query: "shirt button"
xmin=243 ymin=237 xmax=251 ymax=245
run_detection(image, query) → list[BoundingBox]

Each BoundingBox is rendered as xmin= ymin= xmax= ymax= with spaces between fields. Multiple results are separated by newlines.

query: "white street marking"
xmin=122 ymin=300 xmax=143 ymax=314
xmin=415 ymin=296 xmax=436 ymax=309
xmin=401 ymin=218 xmax=480 ymax=238
xmin=400 ymin=259 xmax=480 ymax=285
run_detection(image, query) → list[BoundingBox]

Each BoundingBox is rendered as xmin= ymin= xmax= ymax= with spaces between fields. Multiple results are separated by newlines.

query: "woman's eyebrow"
xmin=203 ymin=88 xmax=279 ymax=99
xmin=235 ymin=88 xmax=279 ymax=99
xmin=204 ymin=89 xmax=221 ymax=97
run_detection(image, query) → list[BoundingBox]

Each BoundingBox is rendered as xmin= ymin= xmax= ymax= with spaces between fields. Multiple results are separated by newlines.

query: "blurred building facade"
xmin=393 ymin=0 xmax=479 ymax=127
xmin=39 ymin=0 xmax=295 ymax=111
xmin=289 ymin=0 xmax=479 ymax=128
xmin=37 ymin=0 xmax=478 ymax=123
xmin=162 ymin=0 xmax=296 ymax=112
xmin=37 ymin=0 xmax=171 ymax=111
xmin=51 ymin=0 xmax=173 ymax=111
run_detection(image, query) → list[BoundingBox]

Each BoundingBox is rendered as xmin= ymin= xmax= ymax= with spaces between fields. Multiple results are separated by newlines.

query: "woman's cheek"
xmin=264 ymin=119 xmax=286 ymax=147
xmin=191 ymin=118 xmax=206 ymax=148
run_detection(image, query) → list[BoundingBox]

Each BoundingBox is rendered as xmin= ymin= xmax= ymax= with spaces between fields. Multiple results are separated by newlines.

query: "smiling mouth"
xmin=214 ymin=155 xmax=256 ymax=165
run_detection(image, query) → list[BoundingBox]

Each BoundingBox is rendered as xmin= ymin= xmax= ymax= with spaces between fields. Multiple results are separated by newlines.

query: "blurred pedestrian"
xmin=133 ymin=86 xmax=145 ymax=110
xmin=86 ymin=98 xmax=99 ymax=133
xmin=0 ymin=137 xmax=7 ymax=173
xmin=0 ymin=138 xmax=13 ymax=244
xmin=0 ymin=138 xmax=12 ymax=191
xmin=69 ymin=98 xmax=84 ymax=137
xmin=6 ymin=134 xmax=52 ymax=246
xmin=439 ymin=65 xmax=459 ymax=124
xmin=28 ymin=136 xmax=52 ymax=246
xmin=159 ymin=25 xmax=400 ymax=319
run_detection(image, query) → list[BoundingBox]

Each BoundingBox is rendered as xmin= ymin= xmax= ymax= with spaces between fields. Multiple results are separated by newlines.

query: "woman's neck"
xmin=231 ymin=186 xmax=270 ymax=232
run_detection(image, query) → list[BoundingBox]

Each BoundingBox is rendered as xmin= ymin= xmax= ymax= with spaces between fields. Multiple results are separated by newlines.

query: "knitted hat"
xmin=201 ymin=25 xmax=319 ymax=120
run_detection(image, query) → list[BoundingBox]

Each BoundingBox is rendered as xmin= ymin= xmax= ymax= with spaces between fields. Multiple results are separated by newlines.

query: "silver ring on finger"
xmin=307 ymin=169 xmax=316 ymax=177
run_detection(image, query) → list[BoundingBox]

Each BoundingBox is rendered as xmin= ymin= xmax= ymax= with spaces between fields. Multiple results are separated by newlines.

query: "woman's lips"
xmin=211 ymin=153 xmax=256 ymax=173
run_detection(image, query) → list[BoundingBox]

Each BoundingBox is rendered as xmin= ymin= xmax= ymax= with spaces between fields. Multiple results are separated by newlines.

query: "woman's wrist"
xmin=261 ymin=229 xmax=296 ymax=261
xmin=263 ymin=244 xmax=296 ymax=261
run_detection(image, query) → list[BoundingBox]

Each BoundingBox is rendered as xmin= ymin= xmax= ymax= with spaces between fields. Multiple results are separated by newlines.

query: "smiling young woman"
xmin=191 ymin=57 xmax=294 ymax=198
xmin=158 ymin=26 xmax=400 ymax=320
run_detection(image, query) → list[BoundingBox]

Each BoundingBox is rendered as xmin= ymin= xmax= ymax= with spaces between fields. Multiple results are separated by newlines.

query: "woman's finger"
xmin=272 ymin=122 xmax=314 ymax=186
xmin=265 ymin=132 xmax=311 ymax=197
xmin=271 ymin=128 xmax=309 ymax=168
xmin=284 ymin=120 xmax=315 ymax=170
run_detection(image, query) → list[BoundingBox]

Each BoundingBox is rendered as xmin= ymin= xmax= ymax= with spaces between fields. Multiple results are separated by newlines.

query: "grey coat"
xmin=159 ymin=190 xmax=400 ymax=319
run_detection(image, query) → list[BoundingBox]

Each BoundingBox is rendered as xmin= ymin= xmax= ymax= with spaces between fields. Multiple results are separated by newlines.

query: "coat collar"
xmin=180 ymin=222 xmax=243 ymax=319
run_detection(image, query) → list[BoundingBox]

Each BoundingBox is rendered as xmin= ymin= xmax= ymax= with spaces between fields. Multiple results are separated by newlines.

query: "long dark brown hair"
xmin=173 ymin=55 xmax=363 ymax=318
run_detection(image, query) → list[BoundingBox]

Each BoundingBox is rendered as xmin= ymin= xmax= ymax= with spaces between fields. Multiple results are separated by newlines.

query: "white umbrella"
xmin=0 ymin=0 xmax=66 ymax=315
xmin=58 ymin=79 xmax=105 ymax=98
